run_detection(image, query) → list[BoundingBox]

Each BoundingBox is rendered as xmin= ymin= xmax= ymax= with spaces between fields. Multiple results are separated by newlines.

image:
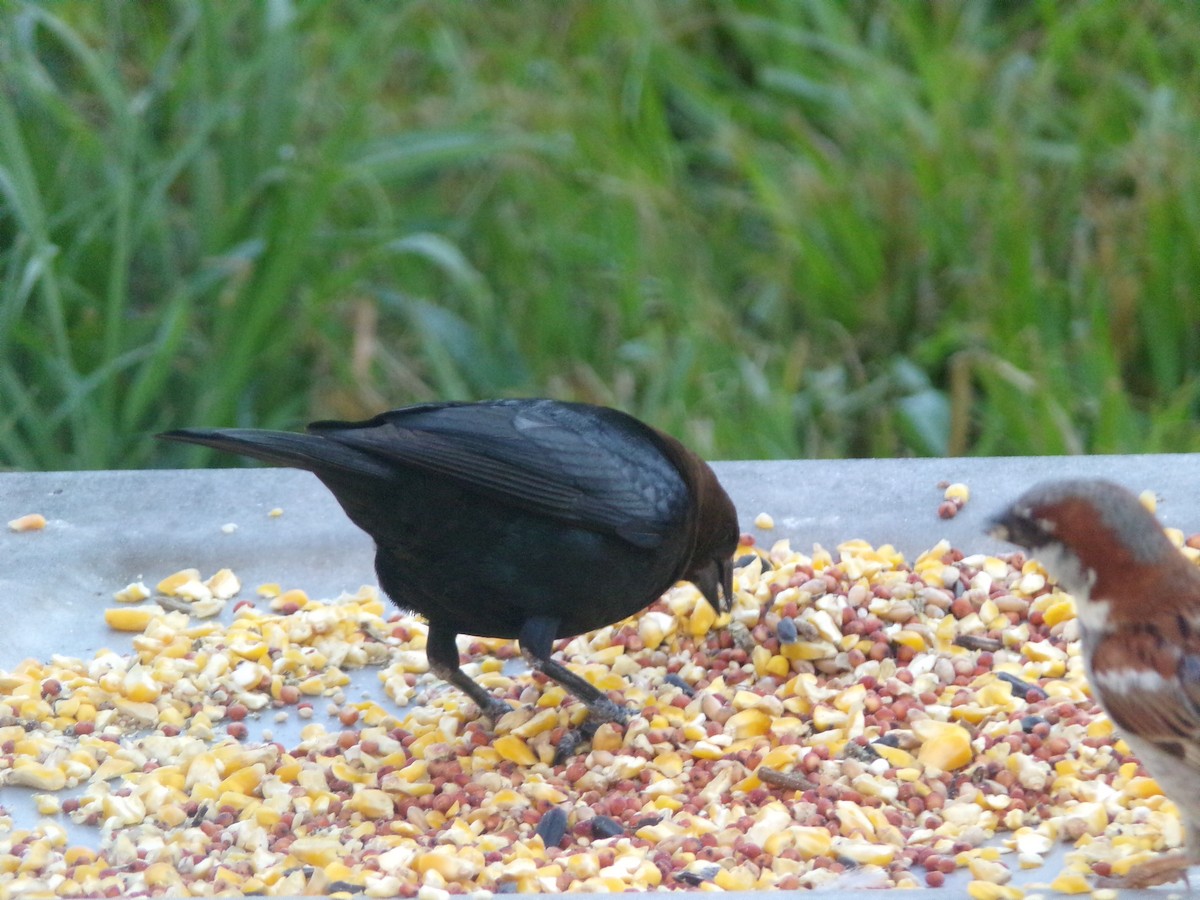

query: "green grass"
xmin=2 ymin=0 xmax=1199 ymax=469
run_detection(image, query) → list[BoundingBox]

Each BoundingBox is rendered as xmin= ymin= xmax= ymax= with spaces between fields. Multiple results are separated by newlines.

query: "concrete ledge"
xmin=3 ymin=456 xmax=1198 ymax=897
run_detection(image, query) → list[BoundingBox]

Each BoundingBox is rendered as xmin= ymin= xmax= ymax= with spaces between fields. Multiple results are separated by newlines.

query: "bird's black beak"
xmin=693 ymin=556 xmax=734 ymax=615
xmin=986 ymin=505 xmax=1046 ymax=550
xmin=986 ymin=515 xmax=1010 ymax=542
xmin=720 ymin=556 xmax=733 ymax=613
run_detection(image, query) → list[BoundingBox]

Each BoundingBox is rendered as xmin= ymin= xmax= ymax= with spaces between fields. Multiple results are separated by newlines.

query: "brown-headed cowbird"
xmin=159 ymin=399 xmax=738 ymax=730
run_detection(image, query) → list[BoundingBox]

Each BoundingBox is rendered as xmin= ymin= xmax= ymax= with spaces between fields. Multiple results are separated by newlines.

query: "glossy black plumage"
xmin=159 ymin=399 xmax=739 ymax=726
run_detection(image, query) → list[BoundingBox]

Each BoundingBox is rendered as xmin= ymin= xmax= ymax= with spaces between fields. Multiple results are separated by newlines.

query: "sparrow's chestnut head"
xmin=987 ymin=478 xmax=1188 ymax=625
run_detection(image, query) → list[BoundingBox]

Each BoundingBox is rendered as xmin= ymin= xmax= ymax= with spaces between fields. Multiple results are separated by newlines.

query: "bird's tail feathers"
xmin=157 ymin=428 xmax=391 ymax=478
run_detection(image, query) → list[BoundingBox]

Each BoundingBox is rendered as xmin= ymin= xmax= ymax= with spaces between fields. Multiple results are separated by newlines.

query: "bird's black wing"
xmin=308 ymin=400 xmax=690 ymax=549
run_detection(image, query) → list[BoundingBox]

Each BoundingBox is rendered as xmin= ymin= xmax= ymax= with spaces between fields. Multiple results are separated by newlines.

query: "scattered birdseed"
xmin=939 ymin=483 xmax=970 ymax=520
xmin=0 ymin=536 xmax=1190 ymax=895
xmin=944 ymin=483 xmax=970 ymax=505
xmin=7 ymin=512 xmax=46 ymax=532
xmin=534 ymin=806 xmax=568 ymax=848
xmin=112 ymin=581 xmax=151 ymax=603
xmin=754 ymin=512 xmax=775 ymax=530
xmin=268 ymin=507 xmax=284 ymax=518
xmin=220 ymin=522 xmax=239 ymax=534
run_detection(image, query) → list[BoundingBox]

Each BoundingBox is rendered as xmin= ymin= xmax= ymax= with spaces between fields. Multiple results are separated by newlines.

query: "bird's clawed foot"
xmin=478 ymin=696 xmax=516 ymax=722
xmin=553 ymin=699 xmax=634 ymax=764
xmin=553 ymin=718 xmax=598 ymax=764
xmin=1095 ymin=851 xmax=1191 ymax=890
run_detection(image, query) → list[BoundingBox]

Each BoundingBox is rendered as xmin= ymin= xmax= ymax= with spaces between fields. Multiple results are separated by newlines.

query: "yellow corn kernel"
xmin=143 ymin=862 xmax=183 ymax=889
xmin=784 ymin=641 xmax=837 ymax=661
xmin=691 ymin=740 xmax=726 ymax=760
xmin=892 ymin=630 xmax=927 ymax=652
xmin=8 ymin=513 xmax=47 ymax=532
xmin=638 ymin=611 xmax=675 ymax=650
xmin=297 ymin=675 xmax=325 ymax=695
xmin=348 ymin=788 xmax=395 ymax=819
xmin=713 ymin=866 xmax=755 ymax=891
xmin=274 ymin=759 xmax=302 ymax=783
xmin=1042 ymin=599 xmax=1075 ymax=627
xmin=327 ymin=759 xmax=366 ymax=785
xmin=726 ymin=708 xmax=770 ymax=740
xmin=156 ymin=804 xmax=187 ymax=829
xmin=793 ymin=827 xmax=834 ymax=858
xmin=1048 ymin=869 xmax=1091 ymax=894
xmin=812 ymin=706 xmax=848 ymax=731
xmin=122 ymin=667 xmax=161 ymax=703
xmin=271 ymin=588 xmax=310 ymax=611
xmin=873 ymin=744 xmax=918 ymax=769
xmin=590 ymin=722 xmax=622 ymax=752
xmin=322 ymin=860 xmax=358 ymax=885
xmin=113 ymin=582 xmax=151 ymax=603
xmin=155 ymin=568 xmax=201 ymax=595
xmin=965 ymin=882 xmax=1024 ymax=900
xmin=323 ymin=666 xmax=350 ymax=687
xmin=512 ymin=708 xmax=559 ymax=739
xmin=9 ymin=760 xmax=65 ymax=790
xmin=205 ymin=568 xmax=241 ymax=599
xmin=218 ymin=763 xmax=264 ymax=796
xmin=228 ymin=635 xmax=267 ymax=660
xmin=414 ymin=848 xmax=484 ymax=882
xmin=750 ymin=644 xmax=773 ymax=677
xmin=104 ymin=607 xmax=160 ymax=632
xmin=688 ymin=600 xmax=716 ymax=637
xmin=760 ymin=746 xmax=804 ymax=772
xmin=944 ymin=483 xmax=970 ymax=504
xmin=289 ymin=837 xmax=341 ymax=867
xmin=536 ymin=685 xmax=567 ymax=708
xmin=914 ymin=720 xmax=974 ymax=771
xmin=63 ymin=847 xmax=97 ymax=867
xmin=567 ymin=854 xmax=599 ymax=879
xmin=18 ymin=698 xmax=51 ymax=720
xmin=653 ymin=751 xmax=684 ymax=778
xmin=494 ymin=734 xmax=537 ymax=765
xmin=1123 ymin=776 xmax=1164 ymax=799
xmin=833 ymin=839 xmax=895 ymax=866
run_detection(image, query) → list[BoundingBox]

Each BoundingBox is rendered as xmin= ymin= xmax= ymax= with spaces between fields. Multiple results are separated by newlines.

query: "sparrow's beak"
xmin=986 ymin=516 xmax=1011 ymax=542
xmin=987 ymin=505 xmax=1050 ymax=551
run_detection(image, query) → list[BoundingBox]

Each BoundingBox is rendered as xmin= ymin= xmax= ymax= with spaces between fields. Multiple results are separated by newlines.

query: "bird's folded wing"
xmin=1091 ymin=628 xmax=1200 ymax=767
xmin=308 ymin=402 xmax=688 ymax=548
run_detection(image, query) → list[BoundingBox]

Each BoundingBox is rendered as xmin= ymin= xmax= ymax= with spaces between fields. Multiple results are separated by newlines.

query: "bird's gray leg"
xmin=425 ymin=622 xmax=512 ymax=721
xmin=518 ymin=616 xmax=630 ymax=761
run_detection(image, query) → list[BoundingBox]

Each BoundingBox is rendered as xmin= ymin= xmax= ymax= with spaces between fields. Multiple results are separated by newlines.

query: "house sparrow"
xmin=989 ymin=478 xmax=1200 ymax=888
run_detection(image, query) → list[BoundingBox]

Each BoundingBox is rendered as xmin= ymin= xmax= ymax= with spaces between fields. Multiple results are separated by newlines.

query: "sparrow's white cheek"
xmin=1072 ymin=596 xmax=1113 ymax=635
xmin=1032 ymin=543 xmax=1096 ymax=603
xmin=1092 ymin=666 xmax=1170 ymax=696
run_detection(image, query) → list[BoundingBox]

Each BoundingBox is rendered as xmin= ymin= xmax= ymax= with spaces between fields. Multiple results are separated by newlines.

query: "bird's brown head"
xmin=681 ymin=462 xmax=740 ymax=615
xmin=987 ymin=478 xmax=1188 ymax=618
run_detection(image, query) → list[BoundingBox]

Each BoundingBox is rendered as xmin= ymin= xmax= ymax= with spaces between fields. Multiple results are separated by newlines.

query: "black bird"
xmin=159 ymin=399 xmax=739 ymax=727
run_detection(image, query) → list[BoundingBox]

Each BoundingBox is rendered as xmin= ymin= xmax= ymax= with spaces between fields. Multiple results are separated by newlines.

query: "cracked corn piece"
xmin=8 ymin=513 xmax=46 ymax=532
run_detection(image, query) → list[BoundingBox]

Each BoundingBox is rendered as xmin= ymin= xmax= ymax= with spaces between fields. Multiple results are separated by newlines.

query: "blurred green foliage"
xmin=2 ymin=0 xmax=1198 ymax=469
